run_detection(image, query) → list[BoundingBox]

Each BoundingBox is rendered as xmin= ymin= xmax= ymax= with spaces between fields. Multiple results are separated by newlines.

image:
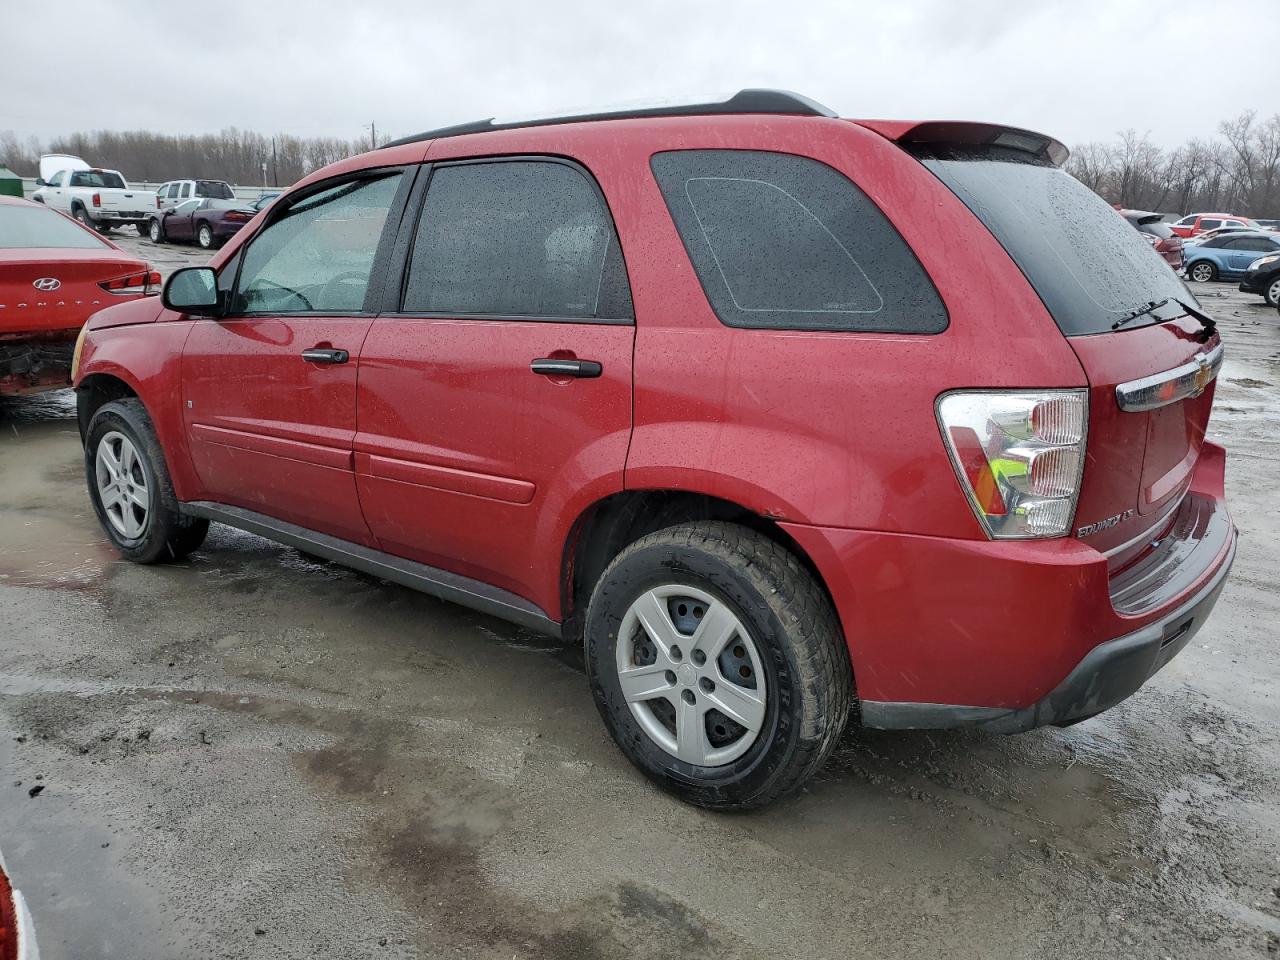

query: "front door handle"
xmin=530 ymin=358 xmax=602 ymax=379
xmin=302 ymin=347 xmax=349 ymax=365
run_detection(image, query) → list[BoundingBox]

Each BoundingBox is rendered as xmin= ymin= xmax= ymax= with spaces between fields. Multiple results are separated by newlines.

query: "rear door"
xmin=354 ymin=157 xmax=635 ymax=607
xmin=181 ymin=169 xmax=409 ymax=545
xmin=919 ymin=148 xmax=1219 ymax=555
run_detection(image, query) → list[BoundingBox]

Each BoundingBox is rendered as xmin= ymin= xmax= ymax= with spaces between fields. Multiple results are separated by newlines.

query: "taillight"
xmin=100 ymin=270 xmax=162 ymax=296
xmin=92 ymin=192 xmax=102 ymax=207
xmin=224 ymin=210 xmax=252 ymax=222
xmin=156 ymin=196 xmax=162 ymax=209
xmin=936 ymin=390 xmax=1087 ymax=539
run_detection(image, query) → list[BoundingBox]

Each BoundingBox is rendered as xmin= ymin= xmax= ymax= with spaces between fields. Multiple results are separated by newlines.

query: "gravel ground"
xmin=1 ymin=283 xmax=1277 ymax=960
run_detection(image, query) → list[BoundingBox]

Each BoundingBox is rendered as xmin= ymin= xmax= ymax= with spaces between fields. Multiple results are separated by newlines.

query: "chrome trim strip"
xmin=1115 ymin=343 xmax=1223 ymax=412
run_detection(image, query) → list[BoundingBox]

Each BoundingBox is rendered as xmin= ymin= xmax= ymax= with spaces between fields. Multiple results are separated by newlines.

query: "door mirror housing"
xmin=35 ymin=177 xmax=47 ymax=187
xmin=163 ymin=267 xmax=221 ymax=316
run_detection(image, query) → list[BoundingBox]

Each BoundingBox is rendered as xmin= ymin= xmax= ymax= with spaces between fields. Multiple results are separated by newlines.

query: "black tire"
xmin=196 ymin=223 xmax=215 ymax=249
xmin=84 ymin=398 xmax=209 ymax=564
xmin=148 ymin=218 xmax=164 ymax=243
xmin=585 ymin=521 xmax=852 ymax=810
xmin=136 ymin=222 xmax=149 ymax=237
xmin=72 ymin=205 xmax=93 ymax=230
xmin=1266 ymin=276 xmax=1280 ymax=308
xmin=1187 ymin=260 xmax=1217 ymax=283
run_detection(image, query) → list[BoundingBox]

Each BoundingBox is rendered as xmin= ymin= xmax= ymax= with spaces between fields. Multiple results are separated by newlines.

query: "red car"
xmin=1169 ymin=212 xmax=1258 ymax=238
xmin=1 ymin=196 xmax=158 ymax=396
xmin=73 ymin=91 xmax=1235 ymax=809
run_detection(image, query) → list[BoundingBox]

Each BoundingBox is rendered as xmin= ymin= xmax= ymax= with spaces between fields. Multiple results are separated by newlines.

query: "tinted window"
xmin=1200 ymin=218 xmax=1222 ymax=230
xmin=195 ymin=180 xmax=234 ymax=199
xmin=165 ymin=183 xmax=180 ymax=199
xmin=1137 ymin=220 xmax=1175 ymax=240
xmin=179 ymin=183 xmax=191 ymax=199
xmin=69 ymin=170 xmax=126 ymax=189
xmin=919 ymin=146 xmax=1193 ymax=336
xmin=233 ymin=173 xmax=402 ymax=314
xmin=651 ymin=150 xmax=945 ymax=332
xmin=403 ymin=160 xmax=631 ymax=320
xmin=1202 ymin=236 xmax=1232 ymax=248
xmin=0 ymin=204 xmax=111 ymax=249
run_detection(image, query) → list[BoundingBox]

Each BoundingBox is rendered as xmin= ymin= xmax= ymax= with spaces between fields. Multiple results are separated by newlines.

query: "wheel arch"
xmin=560 ymin=489 xmax=837 ymax=644
xmin=76 ymin=371 xmax=139 ymax=440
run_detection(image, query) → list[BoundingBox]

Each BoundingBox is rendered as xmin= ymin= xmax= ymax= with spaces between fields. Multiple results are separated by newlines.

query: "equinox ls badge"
xmin=1077 ymin=509 xmax=1135 ymax=538
xmin=32 ymin=277 xmax=61 ymax=292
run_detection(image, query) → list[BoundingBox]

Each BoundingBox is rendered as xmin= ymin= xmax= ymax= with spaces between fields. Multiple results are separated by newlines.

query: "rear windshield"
xmin=0 ymin=204 xmax=110 ymax=249
xmin=917 ymin=146 xmax=1192 ymax=335
xmin=195 ymin=180 xmax=235 ymax=199
xmin=68 ymin=170 xmax=126 ymax=189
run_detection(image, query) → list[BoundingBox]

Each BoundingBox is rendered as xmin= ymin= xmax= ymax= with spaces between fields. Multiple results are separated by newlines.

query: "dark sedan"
xmin=1239 ymin=247 xmax=1280 ymax=307
xmin=147 ymin=198 xmax=255 ymax=249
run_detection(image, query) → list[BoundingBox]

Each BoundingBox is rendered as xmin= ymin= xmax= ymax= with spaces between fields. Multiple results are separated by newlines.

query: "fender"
xmin=76 ymin=314 xmax=202 ymax=502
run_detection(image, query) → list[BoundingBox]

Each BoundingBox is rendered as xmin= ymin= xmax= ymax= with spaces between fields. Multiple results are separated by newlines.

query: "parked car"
xmin=1169 ymin=213 xmax=1259 ymax=238
xmin=253 ymin=191 xmax=282 ymax=211
xmin=30 ymin=154 xmax=152 ymax=235
xmin=1255 ymin=218 xmax=1280 ymax=231
xmin=0 ymin=847 xmax=39 ymax=960
xmin=147 ymin=198 xmax=256 ymax=248
xmin=1238 ymin=248 xmax=1280 ymax=306
xmin=1184 ymin=231 xmax=1280 ymax=282
xmin=1185 ymin=224 xmax=1256 ymax=246
xmin=153 ymin=178 xmax=237 ymax=212
xmin=73 ymin=90 xmax=1235 ymax=809
xmin=1120 ymin=209 xmax=1183 ymax=270
xmin=0 ymin=196 xmax=157 ymax=396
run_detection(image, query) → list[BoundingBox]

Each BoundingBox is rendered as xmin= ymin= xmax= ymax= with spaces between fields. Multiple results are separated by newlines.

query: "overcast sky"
xmin=3 ymin=0 xmax=1277 ymax=149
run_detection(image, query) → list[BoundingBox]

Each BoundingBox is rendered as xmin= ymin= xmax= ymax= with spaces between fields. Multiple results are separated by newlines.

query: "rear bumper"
xmin=781 ymin=442 xmax=1235 ymax=732
xmin=0 ymin=338 xmax=74 ymax=396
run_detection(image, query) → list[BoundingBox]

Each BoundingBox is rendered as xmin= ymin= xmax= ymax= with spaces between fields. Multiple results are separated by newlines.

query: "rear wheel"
xmin=72 ymin=206 xmax=94 ymax=230
xmin=1188 ymin=261 xmax=1217 ymax=283
xmin=136 ymin=222 xmax=149 ymax=237
xmin=85 ymin=399 xmax=209 ymax=564
xmin=197 ymin=223 xmax=215 ymax=249
xmin=1266 ymin=277 xmax=1280 ymax=308
xmin=585 ymin=522 xmax=852 ymax=810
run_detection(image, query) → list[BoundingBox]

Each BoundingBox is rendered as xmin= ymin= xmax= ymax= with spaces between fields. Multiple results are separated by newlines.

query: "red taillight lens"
xmin=92 ymin=192 xmax=101 ymax=207
xmin=100 ymin=270 xmax=161 ymax=296
xmin=156 ymin=196 xmax=162 ymax=209
xmin=225 ymin=210 xmax=252 ymax=222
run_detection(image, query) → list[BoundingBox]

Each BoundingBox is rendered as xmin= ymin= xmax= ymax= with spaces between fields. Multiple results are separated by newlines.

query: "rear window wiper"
xmin=1111 ymin=298 xmax=1171 ymax=331
xmin=1174 ymin=298 xmax=1218 ymax=343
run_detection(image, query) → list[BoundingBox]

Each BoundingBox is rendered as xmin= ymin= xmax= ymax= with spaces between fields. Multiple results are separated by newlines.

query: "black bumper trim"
xmin=860 ymin=531 xmax=1236 ymax=733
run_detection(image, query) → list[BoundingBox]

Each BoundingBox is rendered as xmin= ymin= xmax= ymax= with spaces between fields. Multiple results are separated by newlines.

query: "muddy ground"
xmin=1 ymin=266 xmax=1278 ymax=959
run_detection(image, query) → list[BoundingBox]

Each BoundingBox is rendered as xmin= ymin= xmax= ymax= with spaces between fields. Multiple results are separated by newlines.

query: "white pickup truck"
xmin=31 ymin=154 xmax=151 ymax=235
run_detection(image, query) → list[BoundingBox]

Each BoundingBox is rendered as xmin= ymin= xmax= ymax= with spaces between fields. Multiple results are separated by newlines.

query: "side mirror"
xmin=35 ymin=177 xmax=47 ymax=187
xmin=163 ymin=267 xmax=220 ymax=316
xmin=162 ymin=208 xmax=173 ymax=217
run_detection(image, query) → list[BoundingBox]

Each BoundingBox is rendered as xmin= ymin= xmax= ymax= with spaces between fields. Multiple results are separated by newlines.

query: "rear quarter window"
xmin=650 ymin=150 xmax=947 ymax=333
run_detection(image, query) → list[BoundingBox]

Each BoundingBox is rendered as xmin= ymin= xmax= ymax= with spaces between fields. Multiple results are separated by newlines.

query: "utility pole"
xmin=371 ymin=120 xmax=377 ymax=151
xmin=271 ymin=137 xmax=278 ymax=188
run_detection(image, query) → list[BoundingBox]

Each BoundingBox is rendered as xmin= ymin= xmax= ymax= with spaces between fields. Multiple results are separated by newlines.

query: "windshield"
xmin=0 ymin=204 xmax=111 ymax=249
xmin=917 ymin=146 xmax=1194 ymax=335
xmin=196 ymin=180 xmax=235 ymax=199
xmin=68 ymin=170 xmax=127 ymax=189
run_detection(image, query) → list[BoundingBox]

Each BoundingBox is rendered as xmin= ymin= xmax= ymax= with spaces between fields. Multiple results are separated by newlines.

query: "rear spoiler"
xmin=853 ymin=120 xmax=1069 ymax=168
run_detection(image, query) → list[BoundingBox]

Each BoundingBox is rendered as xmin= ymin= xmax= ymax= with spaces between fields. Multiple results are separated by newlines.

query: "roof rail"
xmin=381 ymin=89 xmax=837 ymax=149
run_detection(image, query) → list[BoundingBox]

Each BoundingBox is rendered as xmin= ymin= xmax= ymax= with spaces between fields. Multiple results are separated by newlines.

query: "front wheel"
xmin=197 ymin=223 xmax=215 ymax=249
xmin=148 ymin=218 xmax=164 ymax=243
xmin=85 ymin=399 xmax=209 ymax=563
xmin=1188 ymin=261 xmax=1217 ymax=283
xmin=585 ymin=522 xmax=852 ymax=810
xmin=1266 ymin=277 xmax=1280 ymax=308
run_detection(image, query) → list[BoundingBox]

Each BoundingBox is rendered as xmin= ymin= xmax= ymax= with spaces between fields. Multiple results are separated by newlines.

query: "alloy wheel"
xmin=1190 ymin=263 xmax=1214 ymax=282
xmin=1268 ymin=278 xmax=1280 ymax=307
xmin=95 ymin=430 xmax=150 ymax=540
xmin=615 ymin=584 xmax=767 ymax=766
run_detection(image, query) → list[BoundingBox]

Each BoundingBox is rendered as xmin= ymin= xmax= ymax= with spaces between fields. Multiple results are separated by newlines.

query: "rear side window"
xmin=402 ymin=160 xmax=632 ymax=320
xmin=650 ymin=150 xmax=946 ymax=333
xmin=1200 ymin=218 xmax=1222 ymax=230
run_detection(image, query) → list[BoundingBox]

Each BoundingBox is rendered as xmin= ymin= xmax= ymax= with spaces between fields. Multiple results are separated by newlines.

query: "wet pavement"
xmin=1 ymin=286 xmax=1278 ymax=959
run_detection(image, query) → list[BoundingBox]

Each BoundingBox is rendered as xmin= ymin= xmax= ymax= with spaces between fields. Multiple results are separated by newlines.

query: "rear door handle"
xmin=531 ymin=358 xmax=602 ymax=379
xmin=302 ymin=347 xmax=349 ymax=365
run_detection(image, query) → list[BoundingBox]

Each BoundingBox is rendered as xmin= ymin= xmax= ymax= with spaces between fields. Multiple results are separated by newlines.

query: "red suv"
xmin=72 ymin=91 xmax=1235 ymax=809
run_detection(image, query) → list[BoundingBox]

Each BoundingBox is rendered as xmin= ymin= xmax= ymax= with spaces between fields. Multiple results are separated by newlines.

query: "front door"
xmin=164 ymin=199 xmax=200 ymax=242
xmin=181 ymin=169 xmax=409 ymax=545
xmin=355 ymin=157 xmax=635 ymax=611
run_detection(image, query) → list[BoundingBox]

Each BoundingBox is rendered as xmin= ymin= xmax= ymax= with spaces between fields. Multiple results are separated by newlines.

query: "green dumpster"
xmin=0 ymin=166 xmax=23 ymax=198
